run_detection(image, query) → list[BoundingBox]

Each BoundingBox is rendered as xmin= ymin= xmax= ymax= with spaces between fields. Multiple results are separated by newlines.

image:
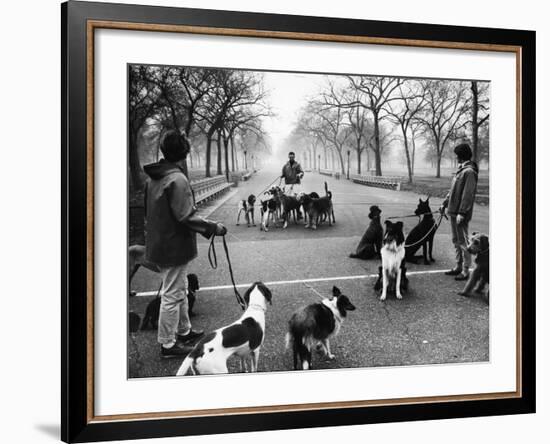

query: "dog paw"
xmin=327 ymin=354 xmax=336 ymax=360
xmin=396 ymin=293 xmax=403 ymax=300
xmin=379 ymin=294 xmax=387 ymax=301
xmin=458 ymin=291 xmax=471 ymax=297
xmin=430 ymin=258 xmax=436 ymax=262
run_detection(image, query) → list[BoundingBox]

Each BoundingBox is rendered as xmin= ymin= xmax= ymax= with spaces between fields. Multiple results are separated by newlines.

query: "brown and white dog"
xmin=236 ymin=194 xmax=256 ymax=227
xmin=175 ymin=282 xmax=273 ymax=375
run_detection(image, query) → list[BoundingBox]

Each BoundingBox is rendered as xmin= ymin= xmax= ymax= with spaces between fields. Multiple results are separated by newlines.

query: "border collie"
xmin=378 ymin=220 xmax=406 ymax=301
xmin=286 ymin=286 xmax=355 ymax=370
xmin=236 ymin=194 xmax=256 ymax=227
xmin=175 ymin=282 xmax=273 ymax=375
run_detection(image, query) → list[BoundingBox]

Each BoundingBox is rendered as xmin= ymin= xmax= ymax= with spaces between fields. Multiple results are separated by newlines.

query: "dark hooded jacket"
xmin=443 ymin=161 xmax=479 ymax=221
xmin=143 ymin=160 xmax=218 ymax=266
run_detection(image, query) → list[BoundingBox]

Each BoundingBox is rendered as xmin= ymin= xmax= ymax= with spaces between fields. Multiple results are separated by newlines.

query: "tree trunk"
xmin=401 ymin=125 xmax=413 ymax=183
xmin=216 ymin=131 xmax=222 ymax=175
xmin=471 ymin=81 xmax=479 ymax=163
xmin=129 ymin=130 xmax=144 ymax=190
xmin=223 ymin=133 xmax=230 ymax=181
xmin=436 ymin=151 xmax=442 ymax=178
xmin=324 ymin=145 xmax=327 ymax=169
xmin=373 ymin=112 xmax=382 ymax=176
xmin=356 ymin=138 xmax=362 ymax=175
xmin=230 ymin=135 xmax=235 ymax=172
xmin=205 ymin=132 xmax=213 ymax=177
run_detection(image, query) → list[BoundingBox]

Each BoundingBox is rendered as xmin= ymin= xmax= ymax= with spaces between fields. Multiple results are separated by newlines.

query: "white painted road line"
xmin=133 ymin=269 xmax=450 ymax=297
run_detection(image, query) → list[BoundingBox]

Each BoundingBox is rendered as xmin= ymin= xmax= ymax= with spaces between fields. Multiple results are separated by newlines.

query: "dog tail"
xmin=324 ymin=181 xmax=332 ymax=200
xmin=175 ymin=356 xmax=194 ymax=376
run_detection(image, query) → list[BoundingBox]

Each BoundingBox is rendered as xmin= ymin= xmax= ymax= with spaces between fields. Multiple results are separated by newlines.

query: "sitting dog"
xmin=301 ymin=182 xmax=335 ymax=230
xmin=350 ymin=205 xmax=383 ymax=259
xmin=176 ymin=282 xmax=273 ymax=375
xmin=236 ymin=194 xmax=256 ymax=227
xmin=286 ymin=286 xmax=355 ymax=370
xmin=140 ymin=273 xmax=201 ymax=330
xmin=458 ymin=232 xmax=489 ymax=299
xmin=376 ymin=221 xmax=406 ymax=301
xmin=405 ymin=198 xmax=436 ymax=265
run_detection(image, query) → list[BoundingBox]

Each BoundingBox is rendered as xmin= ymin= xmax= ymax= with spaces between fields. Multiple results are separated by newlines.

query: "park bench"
xmin=191 ymin=175 xmax=233 ymax=205
xmin=349 ymin=173 xmax=403 ymax=191
xmin=242 ymin=171 xmax=253 ymax=181
xmin=319 ymin=168 xmax=341 ymax=179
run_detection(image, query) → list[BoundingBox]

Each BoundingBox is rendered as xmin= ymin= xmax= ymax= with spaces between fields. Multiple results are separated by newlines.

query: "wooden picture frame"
xmin=62 ymin=1 xmax=535 ymax=442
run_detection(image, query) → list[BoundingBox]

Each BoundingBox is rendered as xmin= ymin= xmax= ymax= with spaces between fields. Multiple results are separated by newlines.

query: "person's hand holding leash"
xmin=215 ymin=223 xmax=227 ymax=236
xmin=456 ymin=214 xmax=465 ymax=225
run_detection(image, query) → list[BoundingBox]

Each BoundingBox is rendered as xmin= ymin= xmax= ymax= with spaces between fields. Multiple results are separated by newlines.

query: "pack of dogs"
xmin=240 ymin=181 xmax=334 ymax=232
xmin=128 ymin=195 xmax=489 ymax=376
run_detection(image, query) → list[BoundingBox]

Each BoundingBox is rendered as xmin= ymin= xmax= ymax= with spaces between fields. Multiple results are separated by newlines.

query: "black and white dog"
xmin=375 ymin=221 xmax=407 ymax=301
xmin=260 ymin=187 xmax=281 ymax=232
xmin=236 ymin=194 xmax=256 ymax=227
xmin=140 ymin=273 xmax=200 ymax=330
xmin=286 ymin=286 xmax=356 ymax=370
xmin=176 ymin=282 xmax=273 ymax=375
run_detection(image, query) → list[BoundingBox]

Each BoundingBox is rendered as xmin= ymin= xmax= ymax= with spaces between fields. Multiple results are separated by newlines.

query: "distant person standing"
xmin=281 ymin=151 xmax=304 ymax=218
xmin=144 ymin=130 xmax=227 ymax=358
xmin=440 ymin=143 xmax=479 ymax=282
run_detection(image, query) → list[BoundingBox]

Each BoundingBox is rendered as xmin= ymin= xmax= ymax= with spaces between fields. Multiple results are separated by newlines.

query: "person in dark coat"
xmin=144 ymin=130 xmax=227 ymax=358
xmin=440 ymin=143 xmax=479 ymax=282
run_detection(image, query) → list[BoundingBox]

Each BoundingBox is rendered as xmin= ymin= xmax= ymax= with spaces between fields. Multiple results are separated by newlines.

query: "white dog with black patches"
xmin=176 ymin=282 xmax=272 ymax=376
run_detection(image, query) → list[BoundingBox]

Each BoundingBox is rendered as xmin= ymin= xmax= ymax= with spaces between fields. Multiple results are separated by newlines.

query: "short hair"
xmin=160 ymin=130 xmax=190 ymax=162
xmin=288 ymin=151 xmax=295 ymax=156
xmin=453 ymin=143 xmax=472 ymax=161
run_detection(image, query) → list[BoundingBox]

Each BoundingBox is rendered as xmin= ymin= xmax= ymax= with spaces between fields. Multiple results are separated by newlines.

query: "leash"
xmin=387 ymin=211 xmax=443 ymax=219
xmin=403 ymin=212 xmax=446 ymax=249
xmin=207 ymin=235 xmax=247 ymax=311
xmin=257 ymin=176 xmax=282 ymax=197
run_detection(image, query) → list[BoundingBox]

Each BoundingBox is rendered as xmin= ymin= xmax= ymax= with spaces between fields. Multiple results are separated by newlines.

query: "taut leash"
xmin=208 ymin=234 xmax=247 ymax=311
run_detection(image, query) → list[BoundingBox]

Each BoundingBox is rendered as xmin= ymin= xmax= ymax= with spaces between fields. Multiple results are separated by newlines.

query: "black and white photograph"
xmin=127 ymin=64 xmax=490 ymax=378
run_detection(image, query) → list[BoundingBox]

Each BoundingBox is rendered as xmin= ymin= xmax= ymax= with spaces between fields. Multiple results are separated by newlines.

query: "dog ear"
xmin=419 ymin=198 xmax=422 ymax=203
xmin=395 ymin=221 xmax=404 ymax=230
xmin=384 ymin=220 xmax=392 ymax=227
xmin=332 ymin=286 xmax=341 ymax=297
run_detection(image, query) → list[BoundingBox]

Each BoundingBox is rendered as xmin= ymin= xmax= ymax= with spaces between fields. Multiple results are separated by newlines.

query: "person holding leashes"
xmin=440 ymin=143 xmax=479 ymax=282
xmin=280 ymin=151 xmax=304 ymax=219
xmin=144 ymin=130 xmax=227 ymax=358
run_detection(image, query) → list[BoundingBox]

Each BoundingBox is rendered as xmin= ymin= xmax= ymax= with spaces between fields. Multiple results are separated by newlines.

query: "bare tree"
xmin=128 ymin=66 xmax=160 ymax=189
xmin=417 ymin=80 xmax=470 ymax=178
xmin=339 ymin=76 xmax=404 ymax=176
xmin=385 ymin=80 xmax=426 ymax=183
xmin=469 ymin=81 xmax=490 ymax=162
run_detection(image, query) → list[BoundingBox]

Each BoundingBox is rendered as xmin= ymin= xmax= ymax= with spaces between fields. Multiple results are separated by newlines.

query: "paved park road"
xmin=129 ymin=166 xmax=489 ymax=378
